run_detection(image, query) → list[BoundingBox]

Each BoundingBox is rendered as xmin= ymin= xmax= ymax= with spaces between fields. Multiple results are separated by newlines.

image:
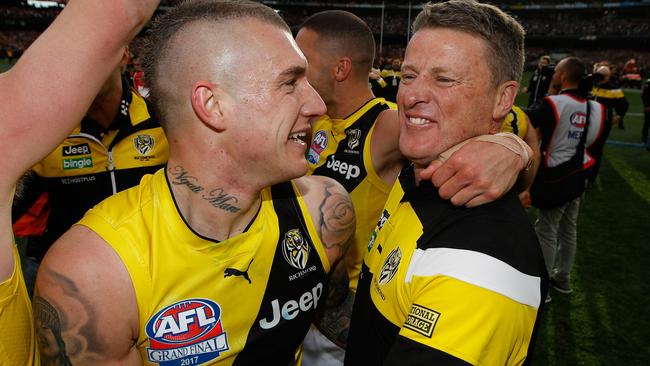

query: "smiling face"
xmin=220 ymin=20 xmax=326 ymax=182
xmin=397 ymin=28 xmax=501 ymax=168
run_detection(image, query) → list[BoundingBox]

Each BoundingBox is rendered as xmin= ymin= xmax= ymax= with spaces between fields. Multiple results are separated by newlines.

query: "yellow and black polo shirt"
xmin=21 ymin=78 xmax=168 ymax=259
xmin=345 ymin=164 xmax=548 ymax=365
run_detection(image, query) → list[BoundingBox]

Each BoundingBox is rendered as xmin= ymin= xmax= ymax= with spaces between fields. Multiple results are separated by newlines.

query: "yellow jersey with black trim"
xmin=307 ymin=98 xmax=395 ymax=291
xmin=0 ymin=245 xmax=40 ymax=365
xmin=502 ymin=105 xmax=529 ymax=139
xmin=345 ymin=165 xmax=548 ymax=366
xmin=25 ymin=79 xmax=168 ymax=260
xmin=78 ymin=168 xmax=330 ymax=366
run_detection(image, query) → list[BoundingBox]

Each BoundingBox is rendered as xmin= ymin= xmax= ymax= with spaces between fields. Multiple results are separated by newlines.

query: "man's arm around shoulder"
xmin=34 ymin=225 xmax=141 ymax=365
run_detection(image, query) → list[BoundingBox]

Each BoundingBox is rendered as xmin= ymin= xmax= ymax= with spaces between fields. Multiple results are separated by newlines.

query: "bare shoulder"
xmin=293 ymin=176 xmax=355 ymax=265
xmin=35 ymin=225 xmax=141 ymax=365
xmin=370 ymin=108 xmax=404 ymax=184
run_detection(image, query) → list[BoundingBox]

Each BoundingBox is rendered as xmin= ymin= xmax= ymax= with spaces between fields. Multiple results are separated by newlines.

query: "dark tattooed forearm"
xmin=34 ymin=268 xmax=105 ymax=365
xmin=316 ymin=264 xmax=354 ymax=349
xmin=318 ymin=182 xmax=355 ymax=256
xmin=168 ymin=165 xmax=241 ymax=213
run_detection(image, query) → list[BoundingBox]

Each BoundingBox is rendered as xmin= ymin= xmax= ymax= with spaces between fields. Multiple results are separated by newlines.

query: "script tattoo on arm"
xmin=317 ymin=181 xmax=355 ymax=258
xmin=168 ymin=165 xmax=241 ymax=213
xmin=315 ymin=262 xmax=354 ymax=349
xmin=34 ymin=268 xmax=104 ymax=365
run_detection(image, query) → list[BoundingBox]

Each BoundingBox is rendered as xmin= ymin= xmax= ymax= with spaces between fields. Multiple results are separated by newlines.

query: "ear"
xmin=334 ymin=57 xmax=353 ymax=82
xmin=492 ymin=80 xmax=519 ymax=124
xmin=191 ymin=81 xmax=226 ymax=132
xmin=119 ymin=47 xmax=130 ymax=69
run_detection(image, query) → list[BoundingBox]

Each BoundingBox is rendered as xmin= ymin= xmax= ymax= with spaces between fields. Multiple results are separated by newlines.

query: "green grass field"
xmin=516 ymin=71 xmax=650 ymax=365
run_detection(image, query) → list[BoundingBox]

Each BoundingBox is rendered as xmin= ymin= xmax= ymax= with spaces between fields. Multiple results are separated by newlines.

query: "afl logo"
xmin=145 ymin=299 xmax=229 ymax=366
xmin=282 ymin=228 xmax=310 ymax=270
xmin=569 ymin=112 xmax=587 ymax=128
xmin=378 ymin=247 xmax=402 ymax=285
xmin=134 ymin=134 xmax=155 ymax=156
xmin=307 ymin=130 xmax=329 ymax=164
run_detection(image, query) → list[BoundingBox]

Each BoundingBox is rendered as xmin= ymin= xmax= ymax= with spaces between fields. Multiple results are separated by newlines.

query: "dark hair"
xmin=141 ymin=0 xmax=289 ymax=123
xmin=299 ymin=10 xmax=375 ymax=76
xmin=560 ymin=57 xmax=586 ymax=85
xmin=412 ymin=0 xmax=525 ymax=86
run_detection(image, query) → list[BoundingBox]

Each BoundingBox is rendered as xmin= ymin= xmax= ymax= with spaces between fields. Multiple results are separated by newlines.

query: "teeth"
xmin=289 ymin=131 xmax=307 ymax=141
xmin=409 ymin=117 xmax=430 ymax=125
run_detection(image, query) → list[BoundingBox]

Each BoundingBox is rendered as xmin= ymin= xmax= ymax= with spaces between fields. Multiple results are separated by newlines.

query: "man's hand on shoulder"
xmin=419 ymin=133 xmax=533 ymax=207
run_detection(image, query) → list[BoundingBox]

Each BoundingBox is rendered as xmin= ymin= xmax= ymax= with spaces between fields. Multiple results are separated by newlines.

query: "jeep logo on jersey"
xmin=259 ymin=282 xmax=323 ymax=329
xmin=62 ymin=143 xmax=91 ymax=157
xmin=282 ymin=229 xmax=310 ymax=270
xmin=134 ymin=134 xmax=155 ymax=156
xmin=325 ymin=155 xmax=361 ymax=180
xmin=378 ymin=247 xmax=402 ymax=285
xmin=307 ymin=130 xmax=328 ymax=165
xmin=346 ymin=128 xmax=361 ymax=150
xmin=145 ymin=299 xmax=229 ymax=366
xmin=569 ymin=111 xmax=587 ymax=128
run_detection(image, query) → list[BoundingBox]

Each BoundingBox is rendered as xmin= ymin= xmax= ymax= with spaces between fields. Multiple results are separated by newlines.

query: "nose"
xmin=303 ymin=83 xmax=327 ymax=118
xmin=397 ymin=80 xmax=428 ymax=110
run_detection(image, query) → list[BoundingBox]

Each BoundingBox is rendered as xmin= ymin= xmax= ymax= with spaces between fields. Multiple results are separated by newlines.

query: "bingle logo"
xmin=259 ymin=283 xmax=323 ymax=329
xmin=62 ymin=143 xmax=91 ymax=157
xmin=368 ymin=209 xmax=390 ymax=252
xmin=326 ymin=155 xmax=360 ymax=180
xmin=282 ymin=229 xmax=310 ymax=270
xmin=145 ymin=299 xmax=229 ymax=366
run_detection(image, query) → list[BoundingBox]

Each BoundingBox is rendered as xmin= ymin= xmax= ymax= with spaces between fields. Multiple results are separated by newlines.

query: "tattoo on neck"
xmin=202 ymin=188 xmax=241 ymax=213
xmin=169 ymin=166 xmax=204 ymax=193
xmin=169 ymin=165 xmax=241 ymax=213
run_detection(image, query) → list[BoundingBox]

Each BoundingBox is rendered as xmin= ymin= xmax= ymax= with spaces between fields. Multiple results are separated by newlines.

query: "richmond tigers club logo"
xmin=346 ymin=128 xmax=361 ymax=150
xmin=378 ymin=247 xmax=402 ymax=285
xmin=134 ymin=134 xmax=155 ymax=156
xmin=282 ymin=229 xmax=310 ymax=270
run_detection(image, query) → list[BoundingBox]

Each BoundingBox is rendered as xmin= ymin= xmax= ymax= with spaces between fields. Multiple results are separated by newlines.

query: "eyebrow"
xmin=277 ymin=65 xmax=306 ymax=84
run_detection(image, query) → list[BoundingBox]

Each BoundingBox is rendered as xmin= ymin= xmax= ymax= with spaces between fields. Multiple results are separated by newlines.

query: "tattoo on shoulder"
xmin=168 ymin=165 xmax=241 ymax=213
xmin=34 ymin=269 xmax=104 ymax=365
xmin=318 ymin=182 xmax=355 ymax=255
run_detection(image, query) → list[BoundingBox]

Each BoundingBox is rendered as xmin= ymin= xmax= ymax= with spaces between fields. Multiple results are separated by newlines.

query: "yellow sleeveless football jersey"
xmin=78 ymin=169 xmax=330 ymax=366
xmin=307 ymin=98 xmax=396 ymax=291
xmin=0 ymin=245 xmax=40 ymax=365
xmin=501 ymin=105 xmax=529 ymax=139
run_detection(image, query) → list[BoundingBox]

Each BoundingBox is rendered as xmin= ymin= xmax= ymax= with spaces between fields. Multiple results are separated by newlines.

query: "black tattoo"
xmin=169 ymin=165 xmax=204 ymax=193
xmin=34 ymin=269 xmax=105 ymax=365
xmin=318 ymin=182 xmax=355 ymax=256
xmin=33 ymin=296 xmax=72 ymax=366
xmin=316 ymin=263 xmax=354 ymax=349
xmin=202 ymin=188 xmax=241 ymax=213
xmin=169 ymin=165 xmax=241 ymax=213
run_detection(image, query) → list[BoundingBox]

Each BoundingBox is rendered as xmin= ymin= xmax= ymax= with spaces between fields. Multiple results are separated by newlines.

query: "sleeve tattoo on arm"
xmin=34 ymin=268 xmax=105 ymax=365
xmin=315 ymin=263 xmax=355 ymax=349
xmin=317 ymin=182 xmax=355 ymax=258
